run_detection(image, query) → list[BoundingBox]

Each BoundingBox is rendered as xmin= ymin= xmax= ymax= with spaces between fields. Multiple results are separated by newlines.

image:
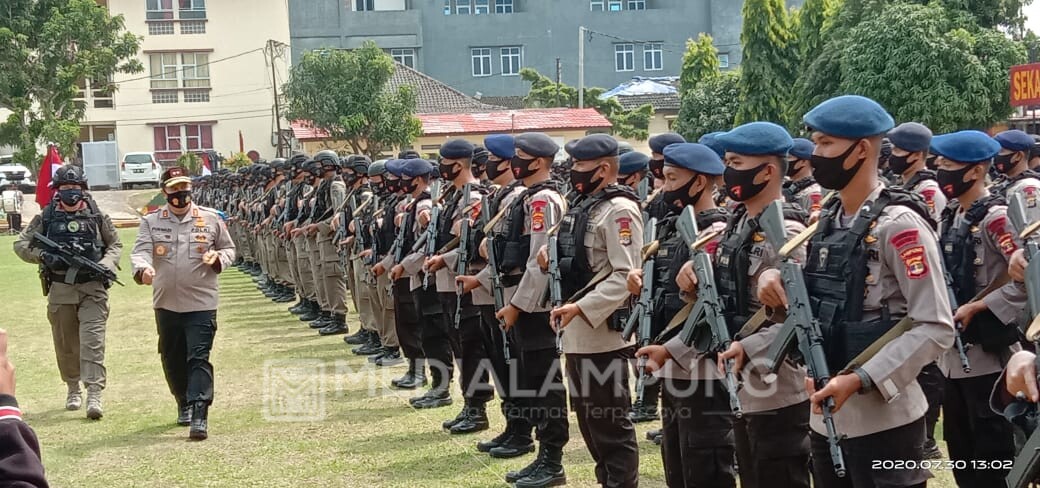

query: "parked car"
xmin=120 ymin=152 xmax=162 ymax=189
xmin=0 ymin=160 xmax=37 ymax=194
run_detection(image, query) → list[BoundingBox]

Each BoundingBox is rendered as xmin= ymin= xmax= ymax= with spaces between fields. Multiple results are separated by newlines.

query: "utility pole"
xmin=555 ymin=57 xmax=562 ymax=107
xmin=578 ymin=26 xmax=586 ymax=108
xmin=266 ymin=39 xmax=287 ymax=158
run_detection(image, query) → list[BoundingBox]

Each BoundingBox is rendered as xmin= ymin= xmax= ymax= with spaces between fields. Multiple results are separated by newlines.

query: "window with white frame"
xmin=590 ymin=0 xmax=604 ymax=11
xmin=153 ymin=124 xmax=214 ymax=163
xmin=475 ymin=0 xmax=489 ymax=14
xmin=457 ymin=0 xmax=471 ymax=14
xmin=615 ymin=44 xmax=634 ymax=72
xmin=390 ymin=48 xmax=415 ymax=68
xmin=718 ymin=53 xmax=730 ymax=68
xmin=178 ymin=0 xmax=206 ymax=19
xmin=608 ymin=0 xmax=622 ymax=11
xmin=152 ymin=91 xmax=178 ymax=104
xmin=444 ymin=0 xmax=451 ymax=14
xmin=495 ymin=0 xmax=513 ymax=13
xmin=627 ymin=0 xmax=645 ymax=9
xmin=146 ymin=0 xmax=173 ymax=19
xmin=501 ymin=46 xmax=521 ymax=76
xmin=472 ymin=48 xmax=492 ymax=76
xmin=355 ymin=0 xmax=375 ymax=10
xmin=180 ymin=20 xmax=205 ymax=34
xmin=149 ymin=53 xmax=179 ymax=90
xmin=181 ymin=52 xmax=210 ymax=89
xmin=184 ymin=90 xmax=210 ymax=103
xmin=643 ymin=42 xmax=662 ymax=71
xmin=148 ymin=21 xmax=174 ymax=35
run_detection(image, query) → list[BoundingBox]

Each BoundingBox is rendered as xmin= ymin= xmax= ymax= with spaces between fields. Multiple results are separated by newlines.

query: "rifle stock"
xmin=483 ymin=198 xmax=511 ymax=362
xmin=546 ymin=204 xmax=565 ymax=354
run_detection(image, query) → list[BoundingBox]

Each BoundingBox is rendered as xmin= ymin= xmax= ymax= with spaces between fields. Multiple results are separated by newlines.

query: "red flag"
xmin=35 ymin=145 xmax=62 ymax=209
xmin=238 ymin=130 xmax=244 ymax=153
xmin=201 ymin=152 xmax=212 ymax=176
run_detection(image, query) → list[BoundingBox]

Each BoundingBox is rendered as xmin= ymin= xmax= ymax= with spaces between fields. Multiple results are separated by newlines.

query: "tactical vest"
xmin=311 ymin=179 xmax=332 ymax=222
xmin=991 ymin=169 xmax=1040 ymax=197
xmin=284 ymin=183 xmax=303 ymax=222
xmin=495 ymin=180 xmax=558 ymax=276
xmin=903 ymin=169 xmax=938 ymax=191
xmin=556 ymin=185 xmax=639 ymax=299
xmin=715 ymin=204 xmax=806 ymax=337
xmin=402 ymin=191 xmax=430 ymax=256
xmin=374 ymin=195 xmax=399 ymax=256
xmin=436 ymin=187 xmax=461 ymax=250
xmin=782 ymin=177 xmax=816 ymax=205
xmin=646 ymin=191 xmax=670 ymax=220
xmin=804 ymin=188 xmax=932 ymax=373
xmin=41 ymin=201 xmax=105 ymax=282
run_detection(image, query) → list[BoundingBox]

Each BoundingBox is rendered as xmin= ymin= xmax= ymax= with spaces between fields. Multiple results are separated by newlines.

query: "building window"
xmin=146 ymin=0 xmax=173 ymax=19
xmin=501 ymin=46 xmax=521 ymax=76
xmin=178 ymin=0 xmax=206 ymax=19
xmin=183 ymin=90 xmax=210 ymax=103
xmin=475 ymin=0 xmax=489 ymax=14
xmin=181 ymin=52 xmax=210 ymax=88
xmin=154 ymin=124 xmax=214 ymax=163
xmin=457 ymin=0 xmax=471 ymax=15
xmin=180 ymin=20 xmax=206 ymax=34
xmin=149 ymin=52 xmax=211 ymax=102
xmin=627 ymin=0 xmax=645 ymax=9
xmin=149 ymin=53 xmax=179 ymax=90
xmin=151 ymin=91 xmax=178 ymax=104
xmin=643 ymin=42 xmax=662 ymax=71
xmin=444 ymin=0 xmax=451 ymax=14
xmin=608 ymin=0 xmax=622 ymax=11
xmin=615 ymin=43 xmax=634 ymax=72
xmin=471 ymin=48 xmax=492 ymax=77
xmin=495 ymin=0 xmax=513 ymax=13
xmin=355 ymin=0 xmax=374 ymax=10
xmin=148 ymin=21 xmax=174 ymax=35
xmin=390 ymin=48 xmax=415 ymax=68
xmin=590 ymin=0 xmax=604 ymax=11
xmin=718 ymin=54 xmax=730 ymax=68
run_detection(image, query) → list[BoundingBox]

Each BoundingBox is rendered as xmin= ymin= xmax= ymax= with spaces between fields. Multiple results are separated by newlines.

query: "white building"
xmin=79 ymin=0 xmax=291 ymax=165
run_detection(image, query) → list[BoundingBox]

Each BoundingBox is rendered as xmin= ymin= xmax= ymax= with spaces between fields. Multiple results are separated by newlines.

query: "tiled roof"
xmin=291 ymin=108 xmax=612 ymax=141
xmin=614 ymin=93 xmax=680 ymax=111
xmin=480 ymin=96 xmax=526 ymax=110
xmin=389 ymin=63 xmax=504 ymax=114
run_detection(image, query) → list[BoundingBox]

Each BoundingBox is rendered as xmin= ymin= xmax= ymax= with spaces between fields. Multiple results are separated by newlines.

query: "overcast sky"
xmin=1027 ymin=2 xmax=1040 ymax=33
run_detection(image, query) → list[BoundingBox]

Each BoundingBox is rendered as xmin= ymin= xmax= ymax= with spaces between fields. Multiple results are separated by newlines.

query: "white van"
xmin=120 ymin=152 xmax=162 ymax=189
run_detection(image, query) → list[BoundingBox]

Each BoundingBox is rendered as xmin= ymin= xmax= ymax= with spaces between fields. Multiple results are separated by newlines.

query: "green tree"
xmin=838 ymin=2 xmax=1024 ymax=132
xmin=735 ymin=0 xmax=798 ymax=125
xmin=177 ymin=152 xmax=202 ymax=175
xmin=679 ymin=34 xmax=721 ymax=97
xmin=0 ymin=0 xmax=142 ymax=169
xmin=935 ymin=0 xmax=1032 ymax=32
xmin=674 ymin=71 xmax=742 ymax=141
xmin=796 ymin=0 xmax=839 ymax=69
xmin=283 ymin=42 xmax=422 ymax=158
xmin=519 ymin=68 xmax=654 ymax=140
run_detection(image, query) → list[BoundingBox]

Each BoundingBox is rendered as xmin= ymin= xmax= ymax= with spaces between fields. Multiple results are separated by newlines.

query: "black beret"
xmin=439 ymin=139 xmax=475 ymax=159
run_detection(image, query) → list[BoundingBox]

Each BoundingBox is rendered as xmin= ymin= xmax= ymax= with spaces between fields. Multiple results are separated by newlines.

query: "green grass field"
xmin=0 ymin=229 xmax=959 ymax=487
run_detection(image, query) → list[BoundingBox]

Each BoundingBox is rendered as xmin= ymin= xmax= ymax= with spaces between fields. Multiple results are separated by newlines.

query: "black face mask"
xmin=486 ymin=159 xmax=509 ymax=181
xmin=888 ymin=154 xmax=912 ymax=175
xmin=439 ymin=162 xmax=462 ymax=181
xmin=993 ymin=153 xmax=1016 ymax=174
xmin=400 ymin=179 xmax=418 ymax=194
xmin=471 ymin=163 xmax=485 ymax=180
xmin=58 ymin=188 xmax=84 ymax=207
xmin=569 ymin=164 xmax=605 ymax=195
xmin=649 ymin=158 xmax=665 ymax=180
xmin=937 ymin=165 xmax=978 ymax=198
xmin=511 ymin=156 xmax=538 ymax=180
xmin=166 ymin=190 xmax=192 ymax=209
xmin=724 ymin=164 xmax=770 ymax=202
xmin=786 ymin=159 xmax=802 ymax=178
xmin=619 ymin=173 xmax=641 ymax=189
xmin=663 ymin=174 xmax=704 ymax=212
xmin=810 ymin=140 xmax=865 ymax=190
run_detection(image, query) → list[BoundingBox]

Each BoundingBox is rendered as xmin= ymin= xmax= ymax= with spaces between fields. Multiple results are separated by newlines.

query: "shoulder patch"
xmin=899 ymin=246 xmax=929 ymax=279
xmin=616 ymin=217 xmax=633 ymax=246
xmin=921 ymin=189 xmax=936 ymax=210
xmin=987 ymin=216 xmax=1008 ymax=236
xmin=889 ymin=229 xmax=920 ymax=249
xmin=1025 ymin=186 xmax=1038 ymax=208
xmin=530 ymin=199 xmax=547 ymax=232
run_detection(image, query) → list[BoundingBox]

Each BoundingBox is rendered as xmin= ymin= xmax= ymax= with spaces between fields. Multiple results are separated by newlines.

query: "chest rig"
xmin=804 ymin=188 xmax=932 ymax=372
xmin=991 ymin=169 xmax=1040 ymax=198
xmin=495 ymin=180 xmax=558 ymax=277
xmin=902 ymin=169 xmax=938 ymax=191
xmin=782 ymin=177 xmax=816 ymax=204
xmin=402 ymin=191 xmax=430 ymax=255
xmin=652 ymin=208 xmax=730 ymax=328
xmin=41 ymin=202 xmax=105 ymax=281
xmin=374 ymin=195 xmax=399 ymax=255
xmin=435 ymin=187 xmax=461 ymax=250
xmin=556 ymin=185 xmax=639 ymax=299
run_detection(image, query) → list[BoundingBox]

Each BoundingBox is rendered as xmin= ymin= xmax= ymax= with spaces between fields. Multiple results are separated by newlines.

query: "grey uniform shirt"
xmin=400 ymin=196 xmax=433 ymax=291
xmin=510 ymin=187 xmax=566 ymax=313
xmin=475 ymin=185 xmax=526 ymax=307
xmin=1006 ymin=175 xmax=1040 ymax=224
xmin=131 ymin=204 xmax=236 ymax=313
xmin=440 ymin=188 xmax=485 ymax=294
xmin=907 ymin=177 xmax=947 ymax=224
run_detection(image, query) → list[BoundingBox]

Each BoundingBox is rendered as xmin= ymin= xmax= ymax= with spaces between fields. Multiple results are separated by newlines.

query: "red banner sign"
xmin=1011 ymin=63 xmax=1040 ymax=107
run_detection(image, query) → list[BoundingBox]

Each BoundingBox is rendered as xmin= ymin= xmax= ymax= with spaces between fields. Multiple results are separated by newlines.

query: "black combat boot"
xmin=297 ymin=301 xmax=320 ymax=322
xmin=177 ymin=402 xmax=192 ymax=426
xmin=628 ymin=398 xmax=660 ymax=423
xmin=309 ymin=311 xmax=333 ymax=329
xmin=352 ymin=333 xmax=383 ymax=355
xmin=343 ymin=328 xmax=370 ymax=345
xmin=394 ymin=360 xmax=428 ymax=390
xmin=273 ymin=285 xmax=295 ymax=303
xmin=450 ymin=403 xmax=489 ymax=435
xmin=288 ymin=298 xmax=307 ymax=315
xmin=374 ymin=348 xmax=403 ymax=366
xmin=477 ymin=423 xmax=513 ymax=453
xmin=504 ymin=447 xmax=545 ymax=483
xmin=412 ymin=387 xmax=451 ymax=409
xmin=514 ymin=446 xmax=565 ymax=487
xmin=318 ymin=314 xmax=348 ymax=336
xmin=189 ymin=401 xmax=208 ymax=441
xmin=391 ymin=359 xmax=418 ymax=389
xmin=442 ymin=405 xmax=469 ymax=430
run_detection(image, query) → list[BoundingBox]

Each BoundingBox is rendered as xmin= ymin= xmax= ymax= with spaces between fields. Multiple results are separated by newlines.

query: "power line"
xmin=114 ymin=47 xmax=265 ymax=85
xmin=96 ymin=108 xmax=272 ymax=124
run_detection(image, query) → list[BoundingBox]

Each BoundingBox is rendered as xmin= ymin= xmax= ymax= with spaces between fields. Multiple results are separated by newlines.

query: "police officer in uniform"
xmin=131 ymin=167 xmax=236 ymax=440
xmin=888 ymin=123 xmax=946 ymax=223
xmin=13 ymin=165 xmax=122 ymax=420
xmin=931 ymin=130 xmax=1021 ymax=487
xmin=760 ymin=95 xmax=955 ymax=487
xmin=356 ymin=160 xmax=403 ymax=365
xmin=617 ymin=151 xmax=650 ymax=191
xmin=493 ymin=133 xmax=570 ymax=487
xmin=309 ymin=152 xmax=350 ymax=336
xmin=647 ymin=133 xmax=687 ymax=220
xmin=992 ymin=129 xmax=1040 ymax=224
xmin=782 ymin=137 xmax=824 ymax=217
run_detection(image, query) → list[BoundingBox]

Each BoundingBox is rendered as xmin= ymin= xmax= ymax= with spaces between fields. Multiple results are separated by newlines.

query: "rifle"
xmin=943 ymin=269 xmax=973 ymax=374
xmin=1009 ymin=193 xmax=1040 ymax=341
xmin=32 ymin=232 xmax=123 ymax=287
xmin=454 ymin=183 xmax=473 ymax=329
xmin=483 ymin=192 xmax=511 ymax=362
xmin=622 ymin=215 xmax=657 ymax=409
xmin=546 ymin=203 xmax=565 ymax=355
xmin=1007 ymin=352 xmax=1040 ymax=488
xmin=671 ymin=206 xmax=744 ymax=418
xmin=422 ymin=180 xmax=444 ymax=290
xmin=758 ymin=201 xmax=846 ymax=478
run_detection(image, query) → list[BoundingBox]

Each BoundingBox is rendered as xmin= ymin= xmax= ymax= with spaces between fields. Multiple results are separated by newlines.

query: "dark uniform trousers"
xmin=515 ymin=311 xmax=569 ymax=450
xmin=565 ymin=347 xmax=639 ymax=488
xmin=916 ymin=362 xmax=944 ymax=448
xmin=439 ymin=293 xmax=493 ymax=405
xmin=155 ymin=308 xmax=217 ymax=406
xmin=811 ymin=417 xmax=930 ymax=488
xmin=480 ymin=305 xmax=531 ymax=439
xmin=413 ymin=287 xmax=454 ymax=390
xmin=392 ymin=279 xmax=423 ymax=359
xmin=943 ymin=372 xmax=1016 ymax=488
xmin=660 ymin=378 xmax=737 ymax=488
xmin=733 ymin=401 xmax=811 ymax=488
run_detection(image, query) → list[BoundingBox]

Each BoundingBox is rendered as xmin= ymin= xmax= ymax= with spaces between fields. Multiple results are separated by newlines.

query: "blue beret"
xmin=385 ymin=159 xmax=404 ymax=176
xmin=790 ymin=138 xmax=815 ymax=160
xmin=439 ymin=138 xmax=475 ymax=159
xmin=887 ymin=122 xmax=932 ymax=153
xmin=484 ymin=134 xmax=515 ymax=159
xmin=368 ymin=160 xmax=388 ymax=177
xmin=565 ymin=134 xmax=619 ymax=161
xmin=515 ymin=132 xmax=559 ymax=158
xmin=662 ymin=143 xmax=725 ymax=176
xmin=697 ymin=132 xmax=727 ymax=158
xmin=931 ymin=130 xmax=1001 ymax=164
xmin=400 ymin=158 xmax=434 ymax=178
xmin=716 ymin=122 xmax=794 ymax=157
xmin=804 ymin=95 xmax=894 ymax=138
xmin=994 ymin=129 xmax=1034 ymax=152
xmin=618 ymin=151 xmax=650 ymax=175
xmin=648 ymin=133 xmax=686 ymax=154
